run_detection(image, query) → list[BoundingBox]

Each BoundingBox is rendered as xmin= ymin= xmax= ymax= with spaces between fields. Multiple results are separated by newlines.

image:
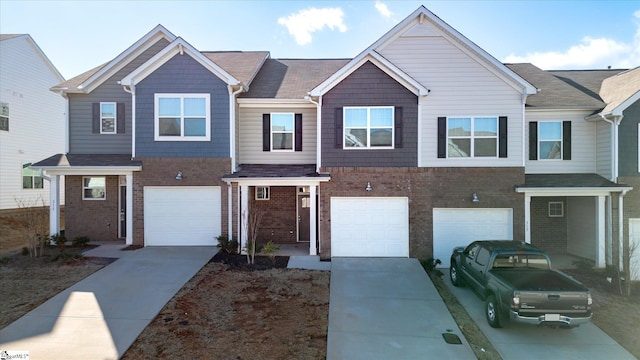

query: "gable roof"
xmin=202 ymin=51 xmax=269 ymax=87
xmin=1 ymin=34 xmax=65 ymax=82
xmin=120 ymin=37 xmax=242 ymax=88
xmin=549 ymin=69 xmax=624 ymax=103
xmin=52 ymin=25 xmax=177 ymax=93
xmin=362 ymin=6 xmax=536 ymax=95
xmin=242 ymin=58 xmax=350 ymax=99
xmin=506 ymin=63 xmax=608 ymax=110
xmin=598 ymin=66 xmax=640 ymax=116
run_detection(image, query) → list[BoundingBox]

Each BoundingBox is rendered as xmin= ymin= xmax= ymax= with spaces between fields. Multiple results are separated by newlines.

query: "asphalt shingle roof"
xmin=222 ymin=164 xmax=328 ymax=179
xmin=0 ymin=34 xmax=25 ymax=41
xmin=598 ymin=67 xmax=640 ymax=114
xmin=240 ymin=58 xmax=350 ymax=99
xmin=549 ymin=69 xmax=625 ymax=104
xmin=32 ymin=154 xmax=142 ymax=168
xmin=202 ymin=51 xmax=269 ymax=86
xmin=517 ymin=173 xmax=629 ymax=189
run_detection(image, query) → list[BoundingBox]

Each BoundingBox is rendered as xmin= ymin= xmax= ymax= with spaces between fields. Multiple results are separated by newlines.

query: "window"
xmin=100 ymin=102 xmax=117 ymax=134
xmin=447 ymin=117 xmax=498 ymax=157
xmin=548 ymin=201 xmax=564 ymax=217
xmin=155 ymin=94 xmax=210 ymax=141
xmin=344 ymin=106 xmax=393 ymax=149
xmin=0 ymin=102 xmax=8 ymax=131
xmin=271 ymin=113 xmax=294 ymax=151
xmin=83 ymin=177 xmax=106 ymax=200
xmin=476 ymin=248 xmax=491 ymax=267
xmin=538 ymin=121 xmax=562 ymax=159
xmin=22 ymin=163 xmax=43 ymax=189
xmin=255 ymin=186 xmax=269 ymax=200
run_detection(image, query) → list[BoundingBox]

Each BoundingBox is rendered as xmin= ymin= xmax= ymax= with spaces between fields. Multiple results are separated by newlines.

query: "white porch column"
xmin=596 ymin=195 xmax=606 ymax=268
xmin=309 ymin=185 xmax=317 ymax=255
xmin=126 ymin=173 xmax=133 ymax=245
xmin=49 ymin=174 xmax=60 ymax=236
xmin=227 ymin=184 xmax=233 ymax=240
xmin=524 ymin=194 xmax=531 ymax=244
xmin=606 ymin=195 xmax=613 ymax=266
xmin=240 ymin=185 xmax=249 ymax=252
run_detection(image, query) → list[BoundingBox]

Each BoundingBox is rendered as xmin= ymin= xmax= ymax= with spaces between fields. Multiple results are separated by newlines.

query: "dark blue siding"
xmin=619 ymin=100 xmax=639 ymax=177
xmin=135 ymin=54 xmax=230 ymax=158
xmin=321 ymin=61 xmax=418 ymax=167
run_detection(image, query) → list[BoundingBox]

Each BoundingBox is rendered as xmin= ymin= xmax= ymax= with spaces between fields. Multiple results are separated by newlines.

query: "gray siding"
xmin=619 ymin=100 xmax=639 ymax=177
xmin=68 ymin=39 xmax=170 ymax=154
xmin=135 ymin=55 xmax=230 ymax=158
xmin=321 ymin=61 xmax=418 ymax=167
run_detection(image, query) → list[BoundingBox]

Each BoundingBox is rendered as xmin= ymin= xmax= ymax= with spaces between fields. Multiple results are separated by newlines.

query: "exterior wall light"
xmin=472 ymin=192 xmax=479 ymax=202
xmin=365 ymin=182 xmax=373 ymax=191
xmin=175 ymin=171 xmax=183 ymax=180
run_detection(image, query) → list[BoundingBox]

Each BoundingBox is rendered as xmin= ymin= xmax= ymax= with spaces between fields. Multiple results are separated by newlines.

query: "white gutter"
xmin=123 ymin=85 xmax=136 ymax=157
xmin=229 ymin=85 xmax=244 ymax=172
xmin=305 ymin=95 xmax=321 ymax=172
xmin=597 ymin=113 xmax=623 ymax=181
xmin=521 ymin=89 xmax=528 ymax=167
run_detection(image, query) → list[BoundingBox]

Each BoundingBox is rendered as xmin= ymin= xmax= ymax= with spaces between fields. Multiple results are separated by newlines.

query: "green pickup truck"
xmin=450 ymin=240 xmax=592 ymax=328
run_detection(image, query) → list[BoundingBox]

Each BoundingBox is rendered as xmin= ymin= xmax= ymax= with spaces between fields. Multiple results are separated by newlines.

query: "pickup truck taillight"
xmin=511 ymin=291 xmax=520 ymax=310
xmin=587 ymin=293 xmax=592 ymax=308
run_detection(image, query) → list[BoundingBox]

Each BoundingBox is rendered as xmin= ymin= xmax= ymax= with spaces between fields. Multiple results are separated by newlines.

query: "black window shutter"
xmin=563 ymin=121 xmax=571 ymax=160
xmin=295 ymin=113 xmax=303 ymax=151
xmin=262 ymin=114 xmax=270 ymax=151
xmin=92 ymin=103 xmax=100 ymax=133
xmin=334 ymin=107 xmax=343 ymax=148
xmin=498 ymin=116 xmax=507 ymax=158
xmin=394 ymin=107 xmax=403 ymax=148
xmin=529 ymin=122 xmax=538 ymax=160
xmin=437 ymin=117 xmax=446 ymax=158
xmin=116 ymin=103 xmax=125 ymax=134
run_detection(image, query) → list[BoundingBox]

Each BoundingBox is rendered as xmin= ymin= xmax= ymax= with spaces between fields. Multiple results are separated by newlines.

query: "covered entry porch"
xmin=516 ymin=174 xmax=632 ymax=269
xmin=223 ymin=164 xmax=330 ymax=256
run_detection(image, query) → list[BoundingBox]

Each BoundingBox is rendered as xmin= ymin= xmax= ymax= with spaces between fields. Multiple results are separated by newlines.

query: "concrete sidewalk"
xmin=327 ymin=258 xmax=475 ymax=359
xmin=0 ymin=246 xmax=216 ymax=359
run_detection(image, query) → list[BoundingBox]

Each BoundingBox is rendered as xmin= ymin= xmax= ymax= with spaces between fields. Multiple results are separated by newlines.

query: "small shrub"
xmin=216 ymin=235 xmax=239 ymax=254
xmin=72 ymin=236 xmax=90 ymax=247
xmin=421 ymin=258 xmax=443 ymax=277
xmin=21 ymin=247 xmax=29 ymax=256
xmin=52 ymin=252 xmax=82 ymax=262
xmin=50 ymin=233 xmax=67 ymax=251
xmin=261 ymin=241 xmax=280 ymax=265
xmin=0 ymin=256 xmax=10 ymax=265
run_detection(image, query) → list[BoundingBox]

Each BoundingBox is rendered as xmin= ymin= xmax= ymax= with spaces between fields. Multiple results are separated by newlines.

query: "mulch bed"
xmin=210 ymin=251 xmax=289 ymax=270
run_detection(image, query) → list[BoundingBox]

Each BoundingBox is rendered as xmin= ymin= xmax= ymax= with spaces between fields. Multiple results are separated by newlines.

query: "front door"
xmin=298 ymin=195 xmax=310 ymax=242
xmin=119 ymin=185 xmax=126 ymax=238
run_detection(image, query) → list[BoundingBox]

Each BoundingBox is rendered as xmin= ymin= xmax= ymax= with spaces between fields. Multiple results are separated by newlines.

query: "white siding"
xmin=525 ymin=110 xmax=596 ymax=174
xmin=237 ymin=105 xmax=317 ymax=164
xmin=377 ymin=21 xmax=525 ymax=168
xmin=0 ymin=36 xmax=66 ymax=210
xmin=595 ymin=120 xmax=613 ymax=180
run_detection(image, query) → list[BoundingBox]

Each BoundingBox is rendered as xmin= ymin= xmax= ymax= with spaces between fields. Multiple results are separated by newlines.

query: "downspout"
xmin=597 ymin=113 xmax=620 ymax=181
xmin=123 ymin=85 xmax=136 ymax=157
xmin=229 ymin=85 xmax=244 ymax=172
xmin=521 ymin=89 xmax=528 ymax=167
xmin=305 ymin=95 xmax=322 ymax=172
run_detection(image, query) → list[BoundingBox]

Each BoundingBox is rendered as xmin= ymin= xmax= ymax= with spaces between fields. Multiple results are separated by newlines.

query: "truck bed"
xmin=490 ymin=269 xmax=585 ymax=292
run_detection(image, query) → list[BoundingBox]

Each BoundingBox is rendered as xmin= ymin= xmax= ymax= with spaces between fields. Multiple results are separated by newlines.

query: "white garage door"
xmin=630 ymin=219 xmax=640 ymax=281
xmin=433 ymin=208 xmax=513 ymax=263
xmin=331 ymin=197 xmax=409 ymax=257
xmin=144 ymin=186 xmax=221 ymax=246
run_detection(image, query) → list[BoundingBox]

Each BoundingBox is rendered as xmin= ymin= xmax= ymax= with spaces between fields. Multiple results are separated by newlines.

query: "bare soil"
xmin=122 ymin=253 xmax=330 ymax=360
xmin=0 ymin=246 xmax=114 ymax=329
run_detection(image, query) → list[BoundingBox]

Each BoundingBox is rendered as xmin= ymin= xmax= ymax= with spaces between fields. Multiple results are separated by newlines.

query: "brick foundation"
xmin=250 ymin=186 xmax=299 ymax=244
xmin=65 ymin=175 xmax=119 ymax=241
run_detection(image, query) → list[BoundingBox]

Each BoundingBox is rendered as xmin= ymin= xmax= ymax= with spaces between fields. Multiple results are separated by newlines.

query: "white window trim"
xmin=100 ymin=102 xmax=117 ymax=134
xmin=548 ymin=201 xmax=564 ymax=217
xmin=83 ymin=176 xmax=106 ymax=201
xmin=154 ymin=93 xmax=211 ymax=141
xmin=255 ymin=186 xmax=270 ymax=200
xmin=446 ymin=116 xmax=499 ymax=158
xmin=538 ymin=120 xmax=563 ymax=161
xmin=270 ymin=112 xmax=294 ymax=152
xmin=343 ymin=106 xmax=394 ymax=150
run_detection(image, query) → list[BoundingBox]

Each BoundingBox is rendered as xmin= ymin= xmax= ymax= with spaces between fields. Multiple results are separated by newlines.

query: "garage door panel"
xmin=144 ymin=187 xmax=221 ymax=246
xmin=433 ymin=208 xmax=512 ymax=264
xmin=331 ymin=197 xmax=409 ymax=257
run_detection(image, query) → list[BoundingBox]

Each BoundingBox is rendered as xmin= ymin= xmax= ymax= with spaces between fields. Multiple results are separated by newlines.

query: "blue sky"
xmin=1 ymin=1 xmax=638 ymax=80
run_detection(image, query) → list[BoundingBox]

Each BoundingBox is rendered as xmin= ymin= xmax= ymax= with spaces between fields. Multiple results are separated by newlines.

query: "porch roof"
xmin=223 ymin=164 xmax=330 ymax=181
xmin=31 ymin=154 xmax=142 ymax=174
xmin=515 ymin=173 xmax=632 ymax=194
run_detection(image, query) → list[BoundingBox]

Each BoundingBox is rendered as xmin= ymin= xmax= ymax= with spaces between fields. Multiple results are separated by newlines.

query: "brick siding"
xmin=65 ymin=175 xmax=119 ymax=241
xmin=250 ymin=186 xmax=299 ymax=244
xmin=530 ymin=196 xmax=568 ymax=253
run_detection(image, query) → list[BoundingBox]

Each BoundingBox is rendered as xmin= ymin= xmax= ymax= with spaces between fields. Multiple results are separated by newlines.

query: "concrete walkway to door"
xmin=0 ymin=246 xmax=216 ymax=359
xmin=327 ymin=258 xmax=475 ymax=359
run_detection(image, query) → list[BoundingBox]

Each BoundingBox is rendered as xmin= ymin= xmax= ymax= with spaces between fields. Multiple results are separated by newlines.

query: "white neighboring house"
xmin=0 ymin=34 xmax=66 ymax=212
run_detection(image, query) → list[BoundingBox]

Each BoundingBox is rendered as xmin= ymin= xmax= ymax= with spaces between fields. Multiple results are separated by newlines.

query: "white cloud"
xmin=278 ymin=7 xmax=347 ymax=46
xmin=375 ymin=1 xmax=393 ymax=18
xmin=504 ymin=11 xmax=640 ymax=70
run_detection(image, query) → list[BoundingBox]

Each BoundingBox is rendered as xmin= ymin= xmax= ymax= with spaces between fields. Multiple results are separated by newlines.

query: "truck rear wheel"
xmin=486 ymin=294 xmax=502 ymax=328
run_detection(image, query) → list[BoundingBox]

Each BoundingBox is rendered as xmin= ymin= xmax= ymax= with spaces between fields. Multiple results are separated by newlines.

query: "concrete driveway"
xmin=327 ymin=258 xmax=475 ymax=359
xmin=0 ymin=246 xmax=216 ymax=360
xmin=442 ymin=268 xmax=636 ymax=360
